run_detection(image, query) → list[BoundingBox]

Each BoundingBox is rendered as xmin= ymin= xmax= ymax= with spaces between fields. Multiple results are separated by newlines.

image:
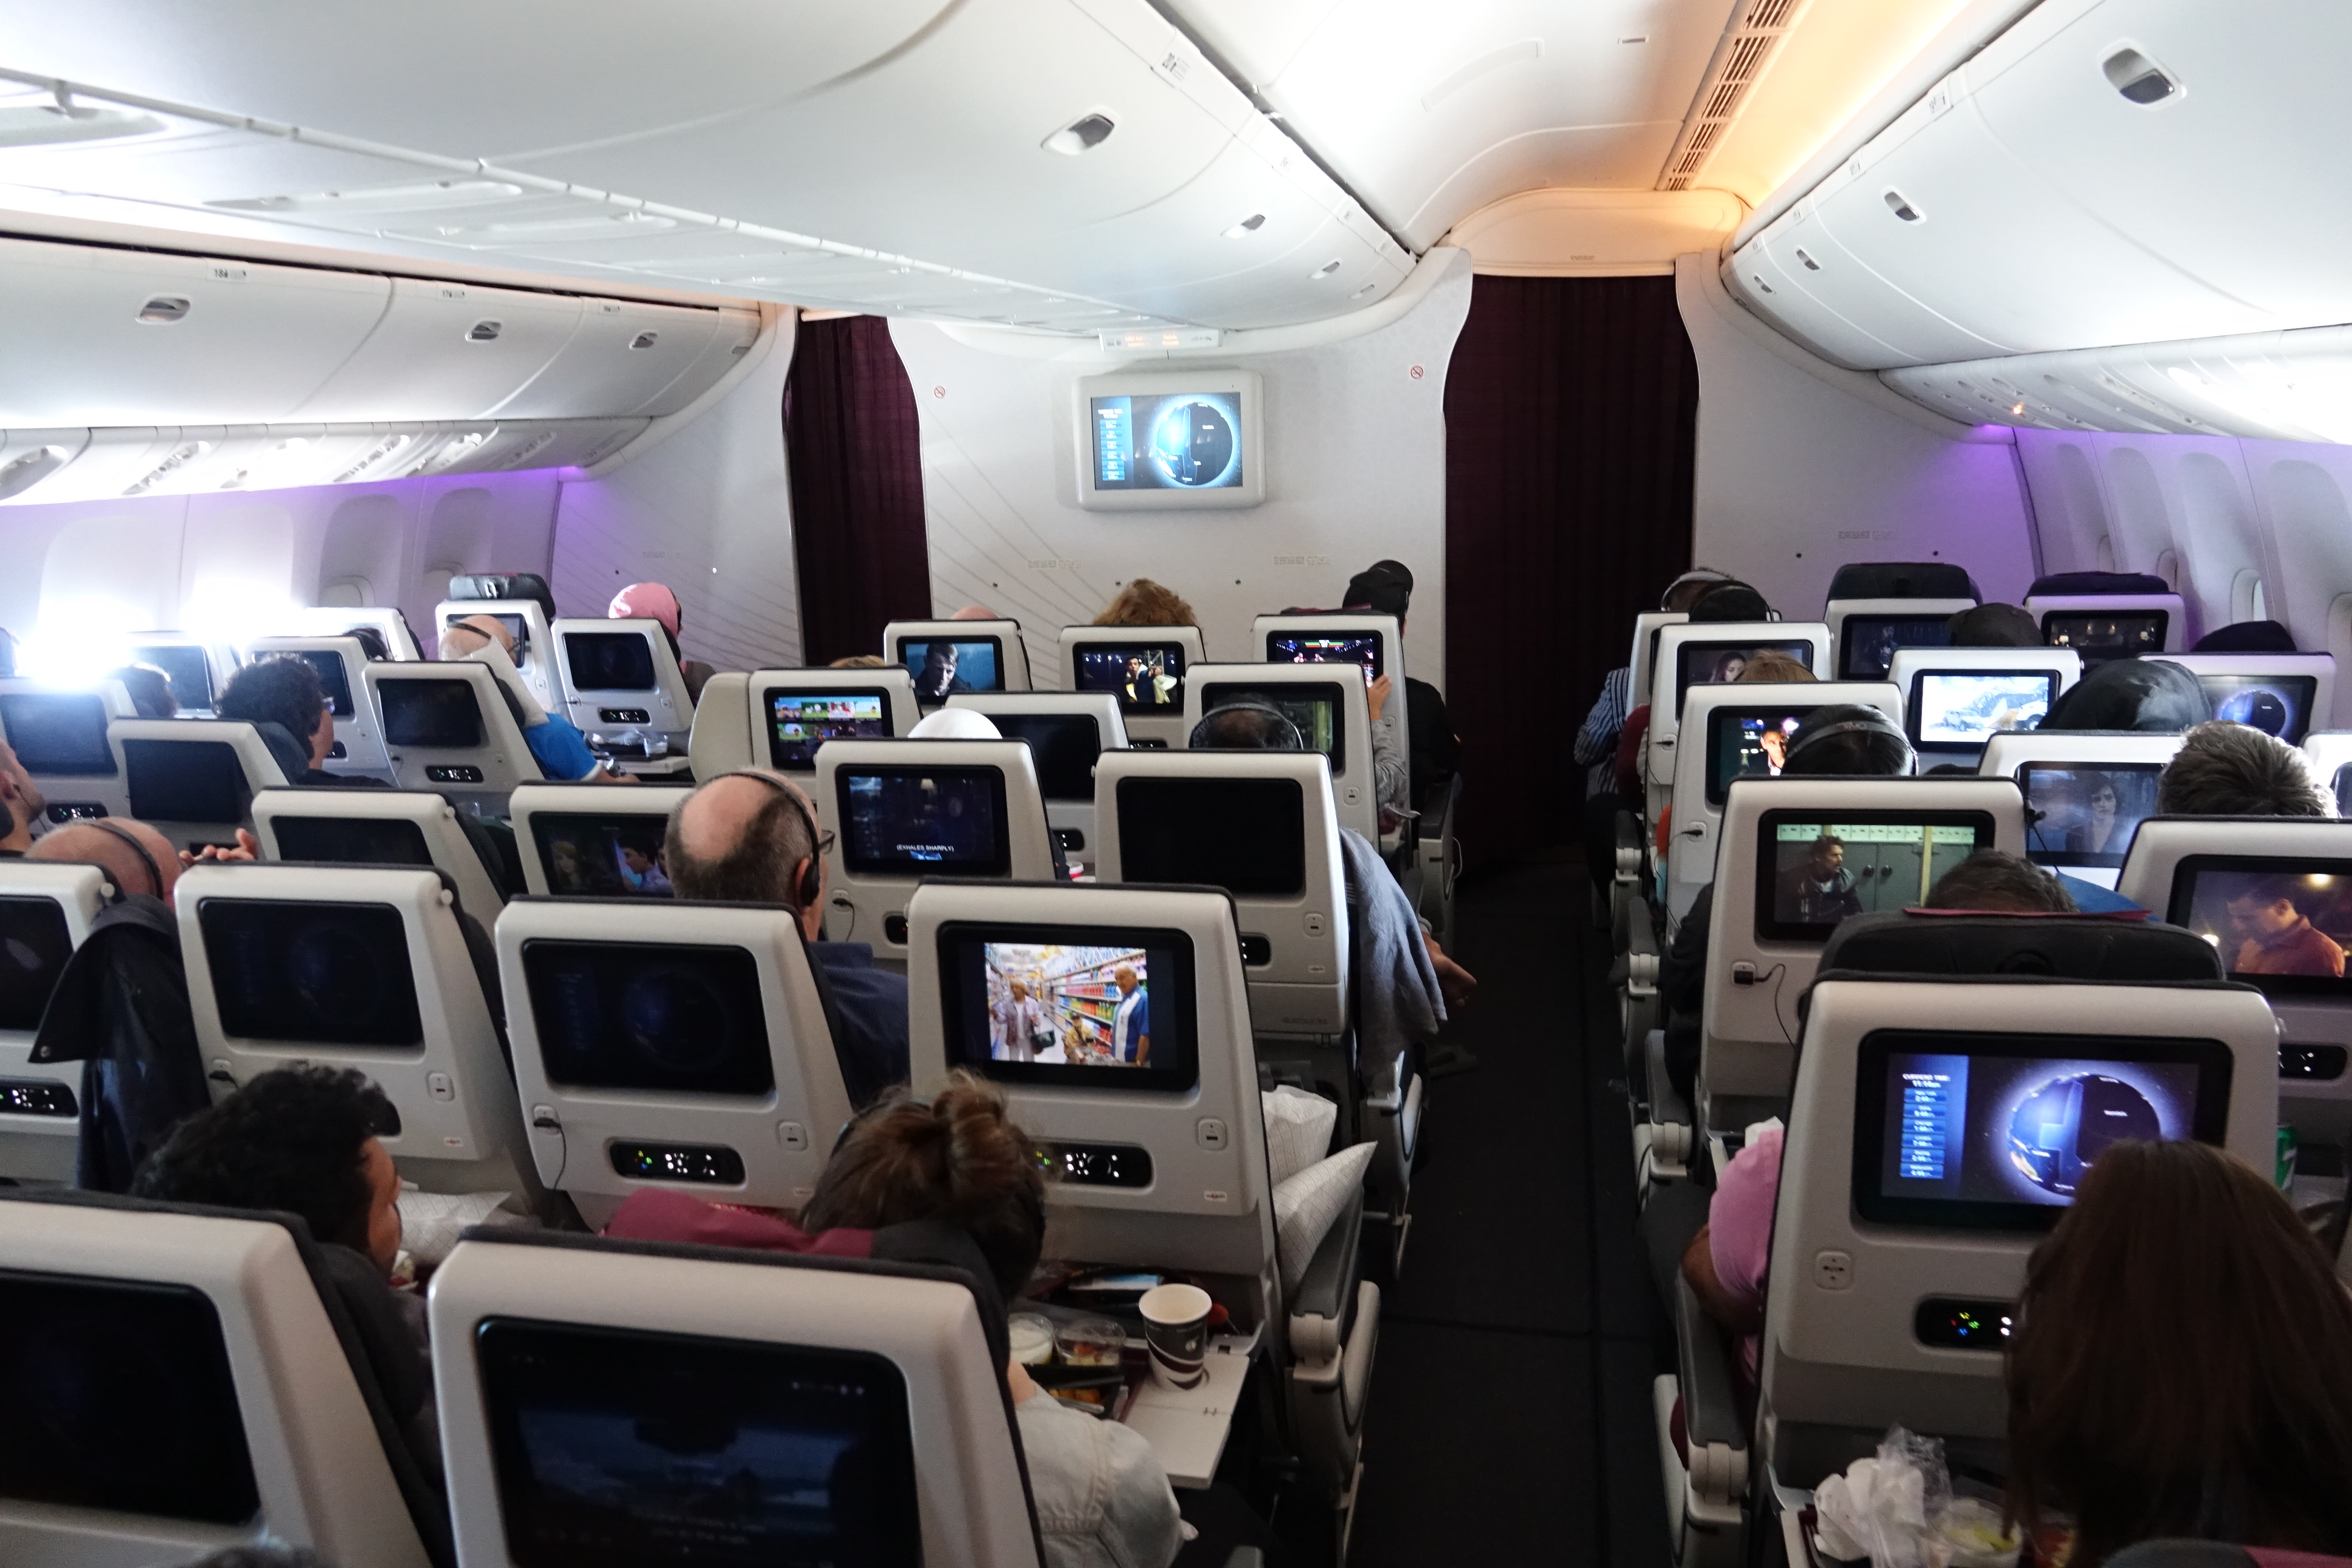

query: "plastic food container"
xmin=1054 ymin=1316 xmax=1125 ymax=1366
xmin=1008 ymin=1313 xmax=1056 ymax=1366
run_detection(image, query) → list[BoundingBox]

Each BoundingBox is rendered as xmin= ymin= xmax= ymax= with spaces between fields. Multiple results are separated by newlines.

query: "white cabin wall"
xmin=549 ymin=310 xmax=803 ymax=673
xmin=1676 ymin=252 xmax=2040 ymax=615
xmin=886 ymin=255 xmax=1475 ymax=691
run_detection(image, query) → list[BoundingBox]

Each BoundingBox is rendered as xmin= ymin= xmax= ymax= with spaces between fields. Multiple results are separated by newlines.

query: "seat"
xmin=506 ymin=780 xmax=687 ymax=898
xmin=1250 ymin=612 xmax=1412 ymax=840
xmin=0 ymin=1188 xmax=447 ymax=1568
xmin=810 ymin=737 xmax=1059 ymax=963
xmin=1645 ymin=622 xmax=1832 ymax=829
xmin=0 ymin=861 xmax=107 ymax=1181
xmin=547 ymin=615 xmax=696 ymax=774
xmin=244 ymin=635 xmax=397 ymax=782
xmin=884 ymin=616 xmax=1034 ymax=701
xmin=106 ymin=717 xmax=290 ymax=853
xmin=905 ymin=878 xmax=1380 ymax=1540
xmin=1821 ymin=561 xmax=1977 ymax=684
xmin=494 ymin=895 xmax=852 ymax=1227
xmin=361 ymin=660 xmax=544 ymax=813
xmin=2118 ymin=816 xmax=2352 ymax=1149
xmin=1628 ymin=610 xmax=1691 ymax=715
xmin=128 ymin=635 xmax=242 ymax=717
xmin=2025 ymin=572 xmax=2186 ymax=658
xmin=0 ymin=677 xmax=136 ymax=823
xmin=1181 ymin=661 xmax=1382 ymax=844
xmin=252 ymin=785 xmax=512 ymax=919
xmin=279 ymin=606 xmax=425 ymax=662
xmin=690 ymin=664 xmax=925 ymax=779
xmin=1888 ymin=646 xmax=2083 ymax=769
xmin=1056 ymin=622 xmax=1206 ymax=748
xmin=2156 ymin=652 xmax=2336 ymax=746
xmin=433 ymin=592 xmax=558 ymax=712
xmin=428 ymin=1225 xmax=1042 ymax=1568
xmin=1976 ymin=730 xmax=2185 ymax=890
xmin=2304 ymin=730 xmax=2352 ymax=815
xmin=946 ymin=691 xmax=1127 ymax=871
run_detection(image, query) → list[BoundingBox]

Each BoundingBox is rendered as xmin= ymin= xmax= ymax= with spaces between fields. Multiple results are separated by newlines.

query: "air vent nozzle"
xmin=466 ymin=319 xmax=503 ymax=342
xmin=137 ymin=295 xmax=190 ymax=324
xmin=628 ymin=331 xmax=658 ymax=350
xmin=2102 ymin=48 xmax=2178 ymax=105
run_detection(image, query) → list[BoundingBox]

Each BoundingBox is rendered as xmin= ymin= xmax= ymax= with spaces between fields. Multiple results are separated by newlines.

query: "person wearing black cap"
xmin=1341 ymin=560 xmax=1460 ymax=812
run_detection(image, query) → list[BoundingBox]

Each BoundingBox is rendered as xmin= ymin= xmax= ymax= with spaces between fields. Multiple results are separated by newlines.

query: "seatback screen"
xmin=899 ymin=639 xmax=1002 ymax=701
xmin=990 ymin=713 xmax=1102 ymax=802
xmin=133 ymin=645 xmax=213 ymax=711
xmin=522 ymin=939 xmax=774 ymax=1096
xmin=564 ymin=632 xmax=658 ymax=693
xmin=837 ymin=768 xmax=1008 ymax=877
xmin=0 ymin=897 xmax=74 ymax=1033
xmin=1116 ymin=776 xmax=1307 ymax=897
xmin=938 ymin=921 xmax=1199 ymax=1093
xmin=1266 ymin=632 xmax=1382 ymax=681
xmin=531 ymin=814 xmax=676 ymax=897
xmin=1910 ymin=671 xmax=2057 ymax=750
xmin=1838 ymin=616 xmax=1950 ymax=682
xmin=448 ymin=610 xmax=530 ymax=650
xmin=381 ymin=679 xmax=487 ymax=749
xmin=1674 ymin=641 xmax=1811 ymax=708
xmin=1074 ymin=645 xmax=1185 ymax=713
xmin=276 ymin=649 xmax=356 ymax=719
xmin=2198 ymin=673 xmax=2317 ymax=744
xmin=2168 ymin=857 xmax=2352 ymax=997
xmin=199 ymin=898 xmax=423 ymax=1047
xmin=2042 ymin=611 xmax=2165 ymax=665
xmin=2020 ymin=763 xmax=2163 ymax=869
xmin=1853 ymin=1028 xmax=2231 ymax=1229
xmin=767 ymin=690 xmax=891 ymax=771
xmin=0 ymin=693 xmax=114 ymax=776
xmin=125 ymin=738 xmax=251 ymax=824
xmin=476 ymin=1317 xmax=918 ymax=1568
xmin=1705 ymin=707 xmax=1823 ymax=805
xmin=1753 ymin=811 xmax=1993 ymax=942
xmin=269 ymin=814 xmax=436 ymax=869
xmin=1197 ymin=682 xmax=1345 ymax=773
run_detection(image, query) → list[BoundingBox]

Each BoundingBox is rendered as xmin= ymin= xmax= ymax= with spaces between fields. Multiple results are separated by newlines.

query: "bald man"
xmin=0 ymin=739 xmax=44 ymax=855
xmin=947 ymin=605 xmax=1001 ymax=622
xmin=663 ymin=771 xmax=909 ymax=1106
xmin=441 ymin=614 xmax=631 ymax=786
xmin=27 ymin=819 xmax=183 ymax=901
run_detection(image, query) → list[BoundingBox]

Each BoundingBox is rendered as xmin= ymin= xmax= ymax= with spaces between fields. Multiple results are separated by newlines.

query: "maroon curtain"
xmin=1443 ymin=275 xmax=1699 ymax=870
xmin=783 ymin=316 xmax=932 ymax=665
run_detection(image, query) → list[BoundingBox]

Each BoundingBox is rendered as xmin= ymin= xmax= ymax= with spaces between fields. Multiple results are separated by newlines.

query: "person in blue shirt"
xmin=440 ymin=614 xmax=632 ymax=785
xmin=1109 ymin=963 xmax=1149 ymax=1065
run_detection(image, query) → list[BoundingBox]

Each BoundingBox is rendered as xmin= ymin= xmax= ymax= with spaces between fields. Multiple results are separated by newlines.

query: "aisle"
xmin=1347 ymin=857 xmax=1671 ymax=1566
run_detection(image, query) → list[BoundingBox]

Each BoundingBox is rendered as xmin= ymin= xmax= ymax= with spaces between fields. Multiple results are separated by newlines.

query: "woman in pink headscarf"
xmin=608 ymin=582 xmax=718 ymax=704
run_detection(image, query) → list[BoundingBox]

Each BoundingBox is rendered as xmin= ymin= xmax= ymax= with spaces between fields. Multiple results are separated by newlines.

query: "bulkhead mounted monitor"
xmin=1076 ymin=368 xmax=1264 ymax=511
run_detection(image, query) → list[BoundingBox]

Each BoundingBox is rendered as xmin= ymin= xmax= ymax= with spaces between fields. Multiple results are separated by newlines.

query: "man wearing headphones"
xmin=663 ymin=771 xmax=909 ymax=1107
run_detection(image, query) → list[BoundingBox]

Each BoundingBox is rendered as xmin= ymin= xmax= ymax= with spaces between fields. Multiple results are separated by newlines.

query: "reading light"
xmin=1043 ymin=112 xmax=1116 ymax=155
xmin=0 ymin=444 xmax=70 ymax=501
xmin=1309 ymin=260 xmax=1342 ymax=279
xmin=2102 ymin=48 xmax=2179 ymax=105
xmin=1222 ymin=214 xmax=1266 ymax=239
xmin=137 ymin=296 xmax=190 ymax=324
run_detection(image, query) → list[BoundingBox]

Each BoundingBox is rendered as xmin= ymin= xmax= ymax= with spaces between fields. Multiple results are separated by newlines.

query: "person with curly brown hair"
xmin=1091 ymin=578 xmax=1197 ymax=627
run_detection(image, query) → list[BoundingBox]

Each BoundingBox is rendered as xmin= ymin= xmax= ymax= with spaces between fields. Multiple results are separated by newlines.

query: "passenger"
xmin=949 ymin=604 xmax=1001 ymax=621
xmin=2221 ymin=874 xmax=2345 ymax=979
xmin=132 ymin=1065 xmax=439 ymax=1476
xmin=0 ymin=737 xmax=44 ymax=854
xmin=2192 ymin=618 xmax=2298 ymax=653
xmin=1611 ymin=578 xmax=1774 ymax=803
xmin=1093 ymin=578 xmax=1196 ymax=626
xmin=1944 ymin=603 xmax=2043 ymax=647
xmin=439 ymin=615 xmax=635 ymax=785
xmin=1340 ymin=559 xmax=1461 ymax=812
xmin=2158 ymin=719 xmax=2333 ymax=818
xmin=1921 ymin=848 xmax=2079 ymax=913
xmin=105 ymin=661 xmax=178 ymax=717
xmin=2005 ymin=1139 xmax=2352 ymax=1566
xmin=2039 ymin=655 xmax=2211 ymax=733
xmin=831 ymin=653 xmax=889 ymax=668
xmin=344 ymin=624 xmax=393 ymax=661
xmin=664 ymin=770 xmax=909 ymax=1105
xmin=215 ymin=654 xmax=343 ymax=785
xmin=1733 ymin=651 xmax=1815 ymax=684
xmin=608 ymin=580 xmax=719 ymax=704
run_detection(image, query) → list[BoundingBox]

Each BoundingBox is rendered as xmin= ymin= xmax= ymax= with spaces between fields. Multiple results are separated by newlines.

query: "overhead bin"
xmin=296 ymin=276 xmax=584 ymax=422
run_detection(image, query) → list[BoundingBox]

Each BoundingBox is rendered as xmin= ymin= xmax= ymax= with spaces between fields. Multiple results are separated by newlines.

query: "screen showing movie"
xmin=2022 ymin=763 xmax=2163 ymax=869
xmin=285 ymin=648 xmax=356 ymax=719
xmin=1839 ymin=616 xmax=1951 ymax=682
xmin=767 ymin=691 xmax=890 ymax=771
xmin=990 ymin=713 xmax=1102 ymax=802
xmin=125 ymin=739 xmax=250 ymax=825
xmin=2198 ymin=673 xmax=2318 ymax=744
xmin=564 ymin=632 xmax=659 ymax=693
xmin=0 ymin=896 xmax=74 ymax=1033
xmin=1116 ymin=776 xmax=1308 ymax=898
xmin=2042 ymin=611 xmax=2166 ymax=665
xmin=1705 ymin=707 xmax=1822 ymax=805
xmin=2168 ymin=858 xmax=2352 ymax=996
xmin=522 ymin=939 xmax=774 ymax=1095
xmin=1090 ymin=391 xmax=1246 ymax=492
xmin=899 ymin=639 xmax=1002 ymax=701
xmin=939 ymin=922 xmax=1198 ymax=1091
xmin=133 ymin=644 xmax=214 ymax=711
xmin=1267 ymin=632 xmax=1382 ymax=681
xmin=198 ymin=899 xmax=423 ymax=1047
xmin=1673 ymin=641 xmax=1812 ymax=707
xmin=838 ymin=767 xmax=1008 ymax=877
xmin=476 ymin=1318 xmax=919 ymax=1568
xmin=1755 ymin=814 xmax=1990 ymax=941
xmin=380 ymin=679 xmax=486 ymax=750
xmin=1198 ymin=683 xmax=1345 ymax=773
xmin=532 ymin=814 xmax=677 ymax=898
xmin=1854 ymin=1030 xmax=2230 ymax=1229
xmin=1912 ymin=671 xmax=2057 ymax=749
xmin=1073 ymin=645 xmax=1184 ymax=713
xmin=0 ymin=693 xmax=115 ymax=776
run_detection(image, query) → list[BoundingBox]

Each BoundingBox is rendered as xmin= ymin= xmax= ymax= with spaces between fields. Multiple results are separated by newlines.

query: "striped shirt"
xmin=1575 ymin=665 xmax=1632 ymax=795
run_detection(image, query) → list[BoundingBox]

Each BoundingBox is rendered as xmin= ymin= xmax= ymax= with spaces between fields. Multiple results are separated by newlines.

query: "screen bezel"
xmin=1837 ymin=615 xmax=1952 ymax=682
xmin=197 ymin=897 xmax=425 ymax=1048
xmin=1672 ymin=639 xmax=1814 ymax=710
xmin=763 ymin=687 xmax=895 ymax=771
xmin=1264 ymin=631 xmax=1384 ymax=683
xmin=1704 ymin=704 xmax=1827 ymax=806
xmin=1114 ymin=774 xmax=1309 ymax=898
xmin=266 ymin=814 xmax=436 ymax=868
xmin=1198 ymin=681 xmax=1347 ymax=775
xmin=2166 ymin=852 xmax=2352 ymax=999
xmin=896 ymin=636 xmax=1006 ymax=699
xmin=561 ymin=630 xmax=661 ymax=694
xmin=1851 ymin=1027 xmax=2233 ymax=1231
xmin=2197 ymin=673 xmax=2319 ymax=746
xmin=1906 ymin=667 xmax=2061 ymax=752
xmin=2039 ymin=609 xmax=2168 ymax=661
xmin=520 ymin=938 xmax=776 ymax=1096
xmin=0 ymin=692 xmax=117 ymax=776
xmin=835 ymin=765 xmax=1013 ymax=878
xmin=1752 ymin=808 xmax=1999 ymax=943
xmin=2019 ymin=762 xmax=2165 ymax=869
xmin=935 ymin=919 xmax=1200 ymax=1093
xmin=379 ymin=677 xmax=488 ymax=750
xmin=1070 ymin=642 xmax=1188 ymax=716
xmin=125 ymin=738 xmax=252 ymax=824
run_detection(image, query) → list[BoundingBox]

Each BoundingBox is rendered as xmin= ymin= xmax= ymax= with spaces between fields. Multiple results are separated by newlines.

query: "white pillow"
xmin=1261 ymin=1085 xmax=1338 ymax=1188
xmin=1273 ymin=1142 xmax=1376 ymax=1295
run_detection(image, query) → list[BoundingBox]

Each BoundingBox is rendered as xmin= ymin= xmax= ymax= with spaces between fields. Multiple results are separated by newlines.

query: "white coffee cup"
xmin=1137 ymin=1282 xmax=1213 ymax=1390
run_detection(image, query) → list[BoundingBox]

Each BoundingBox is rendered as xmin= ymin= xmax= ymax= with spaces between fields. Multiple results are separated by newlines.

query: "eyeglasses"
xmin=816 ymin=828 xmax=837 ymax=857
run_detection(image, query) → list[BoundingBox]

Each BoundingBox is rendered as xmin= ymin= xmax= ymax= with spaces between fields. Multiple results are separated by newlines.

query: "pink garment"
xmin=609 ymin=581 xmax=682 ymax=639
xmin=603 ymin=1186 xmax=874 ymax=1259
xmin=2248 ymin=1552 xmax=2352 ymax=1567
xmin=1707 ymin=1126 xmax=1784 ymax=1385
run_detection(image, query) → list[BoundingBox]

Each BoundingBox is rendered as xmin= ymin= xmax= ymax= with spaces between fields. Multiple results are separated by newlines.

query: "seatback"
xmin=811 ymin=739 xmax=1059 ymax=960
xmin=2307 ymin=730 xmax=2352 ymax=815
xmin=108 ymin=717 xmax=290 ymax=852
xmin=1665 ymin=681 xmax=1904 ymax=921
xmin=2118 ymin=817 xmax=2352 ymax=1146
xmin=245 ymin=636 xmax=395 ymax=781
xmin=508 ymin=781 xmax=687 ymax=898
xmin=129 ymin=635 xmax=241 ymax=716
xmin=1057 ymin=623 xmax=1207 ymax=748
xmin=0 ymin=1191 xmax=437 ymax=1568
xmin=548 ymin=616 xmax=696 ymax=752
xmin=253 ymin=786 xmax=509 ymax=919
xmin=178 ymin=862 xmax=530 ymax=1197
xmin=282 ymin=606 xmax=423 ymax=661
xmin=2027 ymin=586 xmax=2186 ymax=658
xmin=1181 ymin=661 xmax=1380 ymax=843
xmin=1628 ymin=611 xmax=1690 ymax=714
xmin=494 ymin=897 xmax=852 ymax=1226
xmin=907 ymin=880 xmax=1275 ymax=1285
xmin=362 ymin=661 xmax=543 ymax=811
xmin=1646 ymin=622 xmax=1833 ymax=811
xmin=946 ymin=692 xmax=1127 ymax=869
xmin=1093 ymin=749 xmax=1351 ymax=1036
xmin=0 ymin=862 xmax=106 ymax=1181
xmin=1888 ymin=646 xmax=2082 ymax=768
xmin=2157 ymin=653 xmax=2337 ymax=745
xmin=1977 ymin=730 xmax=2185 ymax=890
xmin=1252 ymin=612 xmax=1410 ymax=780
xmin=1763 ymin=975 xmax=2276 ymax=1481
xmin=730 ymin=665 xmax=924 ymax=777
xmin=884 ymin=618 xmax=1034 ymax=701
xmin=430 ymin=1228 xmax=1041 ymax=1568
xmin=1824 ymin=599 xmax=1975 ymax=683
xmin=434 ymin=596 xmax=558 ymax=711
xmin=0 ymin=678 xmax=136 ymax=823
xmin=1700 ymin=776 xmax=2028 ymax=1131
